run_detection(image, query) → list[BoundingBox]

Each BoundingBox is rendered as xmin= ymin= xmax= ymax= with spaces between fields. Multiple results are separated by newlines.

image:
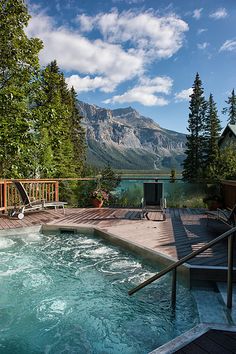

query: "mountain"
xmin=77 ymin=100 xmax=186 ymax=170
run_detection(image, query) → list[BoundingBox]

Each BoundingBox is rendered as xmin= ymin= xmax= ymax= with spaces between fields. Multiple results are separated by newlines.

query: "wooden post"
xmin=55 ymin=181 xmax=59 ymax=201
xmin=3 ymin=180 xmax=7 ymax=213
xmin=42 ymin=183 xmax=45 ymax=201
xmin=227 ymin=234 xmax=234 ymax=308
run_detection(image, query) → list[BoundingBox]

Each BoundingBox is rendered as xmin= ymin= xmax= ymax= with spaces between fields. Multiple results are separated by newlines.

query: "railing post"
xmin=171 ymin=268 xmax=177 ymax=308
xmin=227 ymin=234 xmax=234 ymax=308
xmin=3 ymin=180 xmax=7 ymax=213
xmin=55 ymin=181 xmax=59 ymax=202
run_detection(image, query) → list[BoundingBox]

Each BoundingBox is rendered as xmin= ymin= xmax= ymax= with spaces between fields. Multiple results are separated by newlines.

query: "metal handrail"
xmin=128 ymin=226 xmax=236 ymax=308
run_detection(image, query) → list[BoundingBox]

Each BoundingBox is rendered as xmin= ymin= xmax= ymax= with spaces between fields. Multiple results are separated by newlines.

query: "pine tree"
xmin=36 ymin=61 xmax=87 ymax=178
xmin=182 ymin=73 xmax=207 ymax=181
xmin=37 ymin=60 xmax=75 ymax=177
xmin=203 ymin=94 xmax=222 ymax=174
xmin=222 ymin=89 xmax=236 ymax=125
xmin=69 ymin=87 xmax=87 ymax=176
xmin=211 ymin=146 xmax=236 ymax=180
xmin=0 ymin=0 xmax=43 ymax=177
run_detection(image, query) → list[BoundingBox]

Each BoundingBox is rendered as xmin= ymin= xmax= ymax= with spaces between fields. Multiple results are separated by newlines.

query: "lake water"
xmin=115 ymin=176 xmax=206 ymax=208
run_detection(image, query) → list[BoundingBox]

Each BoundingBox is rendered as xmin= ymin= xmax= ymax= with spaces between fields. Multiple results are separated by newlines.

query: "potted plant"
xmin=203 ymin=195 xmax=223 ymax=211
xmin=90 ymin=189 xmax=109 ymax=208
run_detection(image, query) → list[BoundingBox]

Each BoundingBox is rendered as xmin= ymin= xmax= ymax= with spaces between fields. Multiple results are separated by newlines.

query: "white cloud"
xmin=77 ymin=10 xmax=189 ymax=59
xmin=26 ymin=9 xmax=188 ymax=100
xmin=104 ymin=76 xmax=172 ymax=106
xmin=209 ymin=8 xmax=227 ymax=20
xmin=112 ymin=0 xmax=145 ymax=3
xmin=197 ymin=28 xmax=207 ymax=35
xmin=78 ymin=14 xmax=94 ymax=32
xmin=175 ymin=88 xmax=193 ymax=102
xmin=139 ymin=76 xmax=173 ymax=94
xmin=197 ymin=42 xmax=209 ymax=50
xmin=25 ymin=12 xmax=143 ymax=90
xmin=220 ymin=39 xmax=236 ymax=52
xmin=193 ymin=8 xmax=203 ymax=20
xmin=65 ymin=75 xmax=116 ymax=93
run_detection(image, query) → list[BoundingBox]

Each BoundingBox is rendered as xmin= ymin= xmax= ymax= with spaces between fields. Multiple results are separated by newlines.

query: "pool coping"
xmin=0 ymin=225 xmax=42 ymax=236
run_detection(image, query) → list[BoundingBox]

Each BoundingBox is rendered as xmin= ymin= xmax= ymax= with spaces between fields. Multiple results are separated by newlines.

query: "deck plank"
xmin=174 ymin=330 xmax=236 ymax=354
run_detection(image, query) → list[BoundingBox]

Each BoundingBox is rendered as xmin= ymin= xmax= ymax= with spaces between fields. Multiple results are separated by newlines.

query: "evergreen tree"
xmin=69 ymin=87 xmax=87 ymax=175
xmin=203 ymin=94 xmax=222 ymax=175
xmin=0 ymin=0 xmax=43 ymax=177
xmin=182 ymin=73 xmax=207 ymax=181
xmin=37 ymin=60 xmax=75 ymax=177
xmin=36 ymin=61 xmax=87 ymax=178
xmin=208 ymin=146 xmax=236 ymax=181
xmin=100 ymin=164 xmax=121 ymax=192
xmin=222 ymin=89 xmax=236 ymax=124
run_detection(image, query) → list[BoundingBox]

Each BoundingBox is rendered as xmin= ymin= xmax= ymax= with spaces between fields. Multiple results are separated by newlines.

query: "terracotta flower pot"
xmin=91 ymin=199 xmax=103 ymax=208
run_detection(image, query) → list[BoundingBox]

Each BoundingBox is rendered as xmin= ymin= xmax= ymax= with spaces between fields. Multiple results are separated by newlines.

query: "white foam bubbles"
xmin=20 ymin=232 xmax=42 ymax=243
xmin=37 ymin=298 xmax=68 ymax=321
xmin=0 ymin=238 xmax=15 ymax=249
xmin=23 ymin=272 xmax=52 ymax=289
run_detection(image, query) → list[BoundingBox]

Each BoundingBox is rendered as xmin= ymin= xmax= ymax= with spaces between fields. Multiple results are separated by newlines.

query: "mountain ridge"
xmin=77 ymin=100 xmax=186 ymax=170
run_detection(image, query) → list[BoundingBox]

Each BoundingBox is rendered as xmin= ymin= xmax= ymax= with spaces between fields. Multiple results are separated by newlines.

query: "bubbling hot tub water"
xmin=0 ymin=230 xmax=199 ymax=353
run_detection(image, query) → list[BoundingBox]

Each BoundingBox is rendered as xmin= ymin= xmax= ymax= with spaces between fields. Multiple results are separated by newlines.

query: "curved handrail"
xmin=128 ymin=226 xmax=236 ymax=296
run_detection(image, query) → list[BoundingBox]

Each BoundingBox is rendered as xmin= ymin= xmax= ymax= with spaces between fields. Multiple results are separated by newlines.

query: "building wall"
xmin=219 ymin=130 xmax=236 ymax=149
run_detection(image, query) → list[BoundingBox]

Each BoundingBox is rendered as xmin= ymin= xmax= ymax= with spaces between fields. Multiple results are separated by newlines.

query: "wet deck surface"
xmin=0 ymin=207 xmax=234 ymax=268
xmin=174 ymin=329 xmax=236 ymax=354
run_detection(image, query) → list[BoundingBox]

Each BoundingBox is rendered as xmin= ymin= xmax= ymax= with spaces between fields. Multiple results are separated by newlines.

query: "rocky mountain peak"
xmin=112 ymin=106 xmax=137 ymax=116
xmin=78 ymin=100 xmax=113 ymax=123
xmin=76 ymin=100 xmax=186 ymax=170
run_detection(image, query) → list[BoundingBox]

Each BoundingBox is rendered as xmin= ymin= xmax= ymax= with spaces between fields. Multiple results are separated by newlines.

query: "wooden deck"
xmin=155 ymin=324 xmax=236 ymax=354
xmin=0 ymin=207 xmax=234 ymax=272
xmin=174 ymin=329 xmax=236 ymax=354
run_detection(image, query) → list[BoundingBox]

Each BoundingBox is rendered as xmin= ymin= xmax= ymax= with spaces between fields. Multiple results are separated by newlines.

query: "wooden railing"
xmin=0 ymin=179 xmax=59 ymax=213
xmin=1 ymin=177 xmax=235 ymax=212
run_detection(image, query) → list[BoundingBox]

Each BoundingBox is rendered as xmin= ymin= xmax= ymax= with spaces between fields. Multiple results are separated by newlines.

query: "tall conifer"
xmin=38 ymin=61 xmax=75 ymax=177
xmin=202 ymin=94 xmax=222 ymax=178
xmin=69 ymin=87 xmax=86 ymax=175
xmin=182 ymin=73 xmax=206 ymax=181
xmin=0 ymin=0 xmax=43 ymax=177
xmin=36 ymin=61 xmax=86 ymax=178
xmin=222 ymin=89 xmax=236 ymax=125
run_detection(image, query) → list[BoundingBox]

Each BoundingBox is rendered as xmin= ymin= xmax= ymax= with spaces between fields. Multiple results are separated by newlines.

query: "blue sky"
xmin=26 ymin=0 xmax=236 ymax=133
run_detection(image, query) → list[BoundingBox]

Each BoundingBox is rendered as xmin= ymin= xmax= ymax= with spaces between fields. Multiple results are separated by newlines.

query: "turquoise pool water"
xmin=0 ymin=231 xmax=199 ymax=353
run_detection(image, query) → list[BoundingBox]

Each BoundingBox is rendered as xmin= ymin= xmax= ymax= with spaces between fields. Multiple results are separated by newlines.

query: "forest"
xmin=1 ymin=0 xmax=236 ymax=189
xmin=0 ymin=0 xmax=86 ymax=180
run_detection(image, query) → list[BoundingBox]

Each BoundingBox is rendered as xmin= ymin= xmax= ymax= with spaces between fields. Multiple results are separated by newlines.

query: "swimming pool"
xmin=0 ymin=229 xmax=199 ymax=353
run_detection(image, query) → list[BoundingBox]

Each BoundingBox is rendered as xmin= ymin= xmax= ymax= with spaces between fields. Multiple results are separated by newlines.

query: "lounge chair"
xmin=10 ymin=181 xmax=67 ymax=219
xmin=141 ymin=182 xmax=167 ymax=221
xmin=207 ymin=203 xmax=236 ymax=227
